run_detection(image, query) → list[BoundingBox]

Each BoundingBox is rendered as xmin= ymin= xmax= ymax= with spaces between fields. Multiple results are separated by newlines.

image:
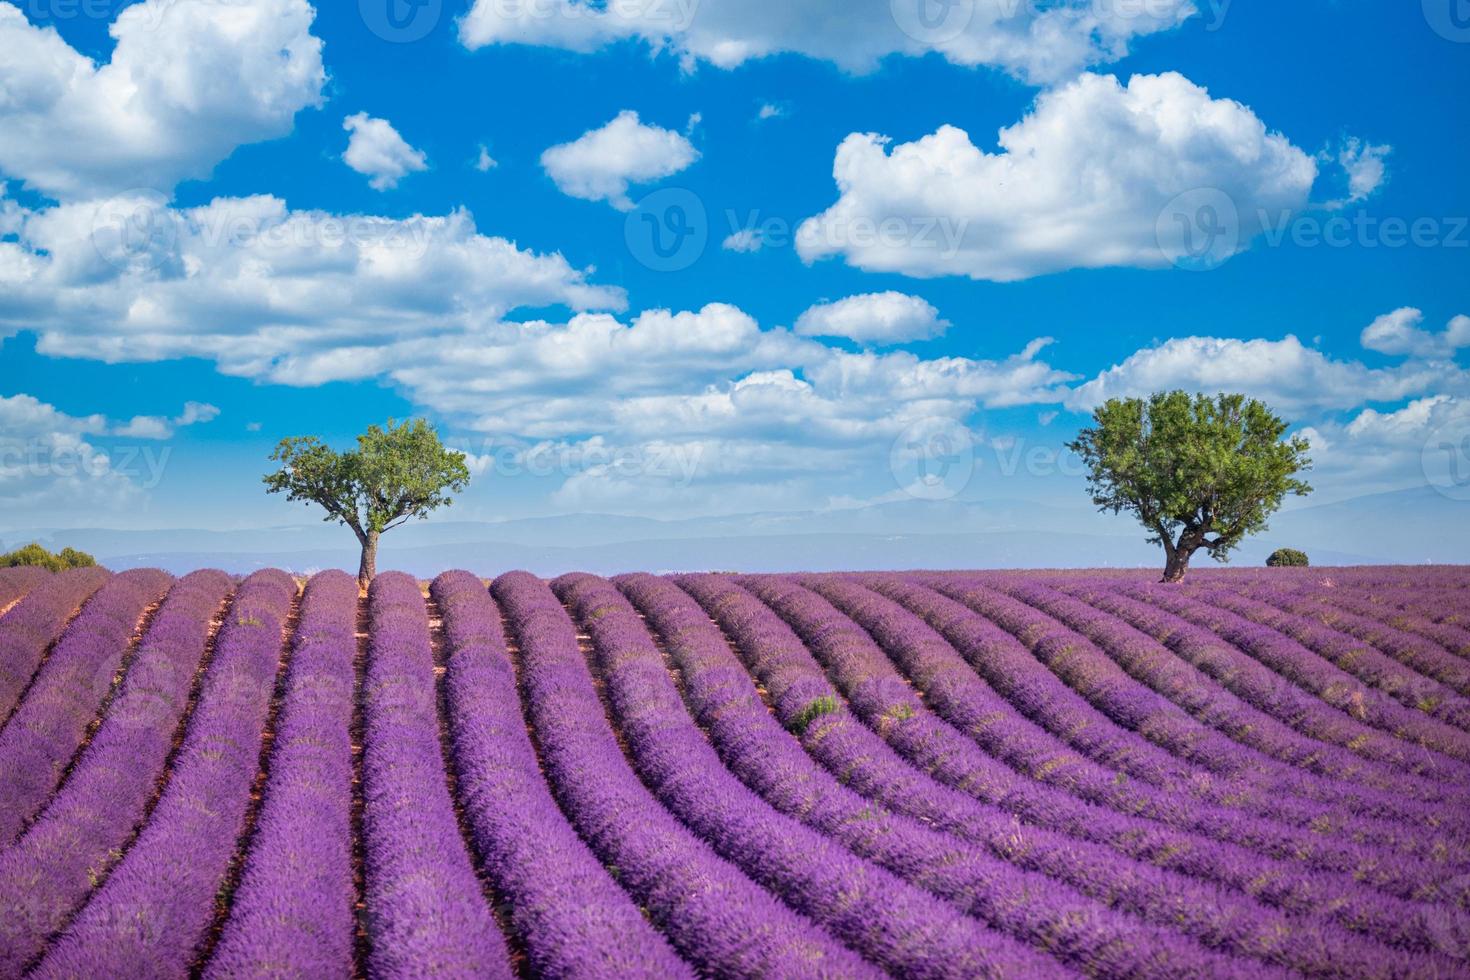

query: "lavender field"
xmin=0 ymin=564 xmax=1468 ymax=978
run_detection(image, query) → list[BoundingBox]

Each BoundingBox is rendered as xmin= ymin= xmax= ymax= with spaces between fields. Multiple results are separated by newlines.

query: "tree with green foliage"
xmin=1068 ymin=391 xmax=1313 ymax=583
xmin=1 ymin=543 xmax=97 ymax=572
xmin=1267 ymin=548 xmax=1311 ymax=568
xmin=263 ymin=419 xmax=471 ymax=589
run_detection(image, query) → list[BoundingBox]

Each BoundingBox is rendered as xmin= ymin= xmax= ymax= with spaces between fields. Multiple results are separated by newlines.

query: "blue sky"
xmin=0 ymin=0 xmax=1467 ymax=534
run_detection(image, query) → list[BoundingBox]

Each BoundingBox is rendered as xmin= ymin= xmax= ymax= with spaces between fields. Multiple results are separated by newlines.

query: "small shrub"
xmin=1266 ymin=548 xmax=1310 ymax=568
xmin=790 ymin=695 xmax=841 ymax=735
xmin=1 ymin=543 xmax=97 ymax=572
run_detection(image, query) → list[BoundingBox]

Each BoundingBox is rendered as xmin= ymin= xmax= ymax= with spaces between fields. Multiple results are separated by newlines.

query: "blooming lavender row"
xmin=0 ymin=565 xmax=48 ymax=613
xmin=359 ymin=572 xmax=512 ymax=979
xmin=1126 ymin=583 xmax=1470 ymax=770
xmin=0 ymin=567 xmax=172 ymax=847
xmin=1232 ymin=582 xmax=1470 ymax=708
xmin=203 ymin=570 xmax=359 ymax=978
xmin=857 ymin=574 xmax=1470 ymax=865
xmin=0 ymin=569 xmax=231 ymax=976
xmin=877 ymin=574 xmax=1461 ymax=897
xmin=1059 ymin=579 xmax=1470 ymax=811
xmin=431 ymin=570 xmax=693 ymax=979
xmin=844 ymin=572 xmax=1458 ymax=856
xmin=558 ymin=572 xmax=1071 ymax=980
xmin=680 ymin=573 xmax=1458 ymax=973
xmin=1330 ymin=586 xmax=1470 ymax=637
xmin=1321 ymin=587 xmax=1470 ymax=658
xmin=987 ymin=576 xmax=1470 ymax=852
xmin=491 ymin=570 xmax=878 ymax=978
xmin=617 ymin=572 xmax=1274 ymax=979
xmin=750 ymin=574 xmax=1470 ymax=956
xmin=32 ymin=570 xmax=298 ymax=979
xmin=0 ymin=565 xmax=110 ymax=720
xmin=923 ymin=578 xmax=1464 ymax=852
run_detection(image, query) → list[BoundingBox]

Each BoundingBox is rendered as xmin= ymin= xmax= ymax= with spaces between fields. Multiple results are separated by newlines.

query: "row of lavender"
xmin=1 ymin=564 xmax=1467 ymax=977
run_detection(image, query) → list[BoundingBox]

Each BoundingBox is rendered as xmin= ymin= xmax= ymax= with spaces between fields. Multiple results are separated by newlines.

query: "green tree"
xmin=1 ymin=543 xmax=97 ymax=572
xmin=1267 ymin=548 xmax=1310 ymax=568
xmin=263 ymin=419 xmax=471 ymax=589
xmin=1068 ymin=391 xmax=1312 ymax=583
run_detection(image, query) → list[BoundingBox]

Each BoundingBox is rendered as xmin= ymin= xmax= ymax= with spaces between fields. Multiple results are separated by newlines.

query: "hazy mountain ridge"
xmin=8 ymin=486 xmax=1456 ymax=575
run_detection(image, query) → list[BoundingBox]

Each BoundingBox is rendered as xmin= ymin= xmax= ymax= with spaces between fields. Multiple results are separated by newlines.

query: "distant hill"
xmin=7 ymin=485 xmax=1454 ymax=575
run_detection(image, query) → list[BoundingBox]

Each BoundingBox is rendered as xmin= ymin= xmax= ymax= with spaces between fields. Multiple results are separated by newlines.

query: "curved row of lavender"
xmin=359 ymin=571 xmax=512 ymax=978
xmin=31 ymin=569 xmax=297 ymax=979
xmin=0 ymin=568 xmax=172 ymax=847
xmin=0 ymin=565 xmax=109 ymax=720
xmin=0 ymin=563 xmax=1466 ymax=977
xmin=204 ymin=569 xmax=359 ymax=977
xmin=0 ymin=569 xmax=230 ymax=974
xmin=430 ymin=570 xmax=692 ymax=978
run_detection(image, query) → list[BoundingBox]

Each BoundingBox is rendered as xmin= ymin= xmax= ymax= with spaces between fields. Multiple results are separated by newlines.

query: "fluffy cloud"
xmin=794 ymin=292 xmax=949 ymax=344
xmin=458 ymin=0 xmax=1195 ymax=85
xmin=0 ymin=0 xmax=325 ymax=202
xmin=343 ymin=114 xmax=429 ymax=191
xmin=540 ymin=111 xmax=699 ymax=210
xmin=1336 ymin=139 xmax=1391 ymax=205
xmin=0 ymin=192 xmax=626 ymax=381
xmin=112 ymin=401 xmax=222 ymax=440
xmin=0 ymin=393 xmax=208 ymax=513
xmin=722 ymin=229 xmax=765 ymax=253
xmin=798 ymin=72 xmax=1318 ymax=281
xmin=1067 ymin=335 xmax=1467 ymax=414
xmin=1361 ymin=308 xmax=1470 ymax=359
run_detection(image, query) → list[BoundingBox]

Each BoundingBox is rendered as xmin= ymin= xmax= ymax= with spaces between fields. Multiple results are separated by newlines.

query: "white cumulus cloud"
xmin=797 ymin=72 xmax=1318 ymax=282
xmin=458 ymin=0 xmax=1196 ymax=85
xmin=1361 ymin=308 xmax=1470 ymax=359
xmin=795 ymin=292 xmax=949 ymax=345
xmin=1067 ymin=334 xmax=1467 ymax=414
xmin=0 ymin=0 xmax=325 ymax=202
xmin=540 ymin=110 xmax=699 ymax=210
xmin=343 ymin=113 xmax=429 ymax=191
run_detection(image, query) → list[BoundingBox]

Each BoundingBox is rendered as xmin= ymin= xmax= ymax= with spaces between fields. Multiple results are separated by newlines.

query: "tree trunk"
xmin=358 ymin=531 xmax=379 ymax=591
xmin=1161 ymin=549 xmax=1192 ymax=583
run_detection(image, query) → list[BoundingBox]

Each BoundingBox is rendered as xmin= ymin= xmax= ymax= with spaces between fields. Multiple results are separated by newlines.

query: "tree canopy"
xmin=263 ymin=419 xmax=471 ymax=586
xmin=1 ymin=543 xmax=97 ymax=573
xmin=1068 ymin=391 xmax=1313 ymax=582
